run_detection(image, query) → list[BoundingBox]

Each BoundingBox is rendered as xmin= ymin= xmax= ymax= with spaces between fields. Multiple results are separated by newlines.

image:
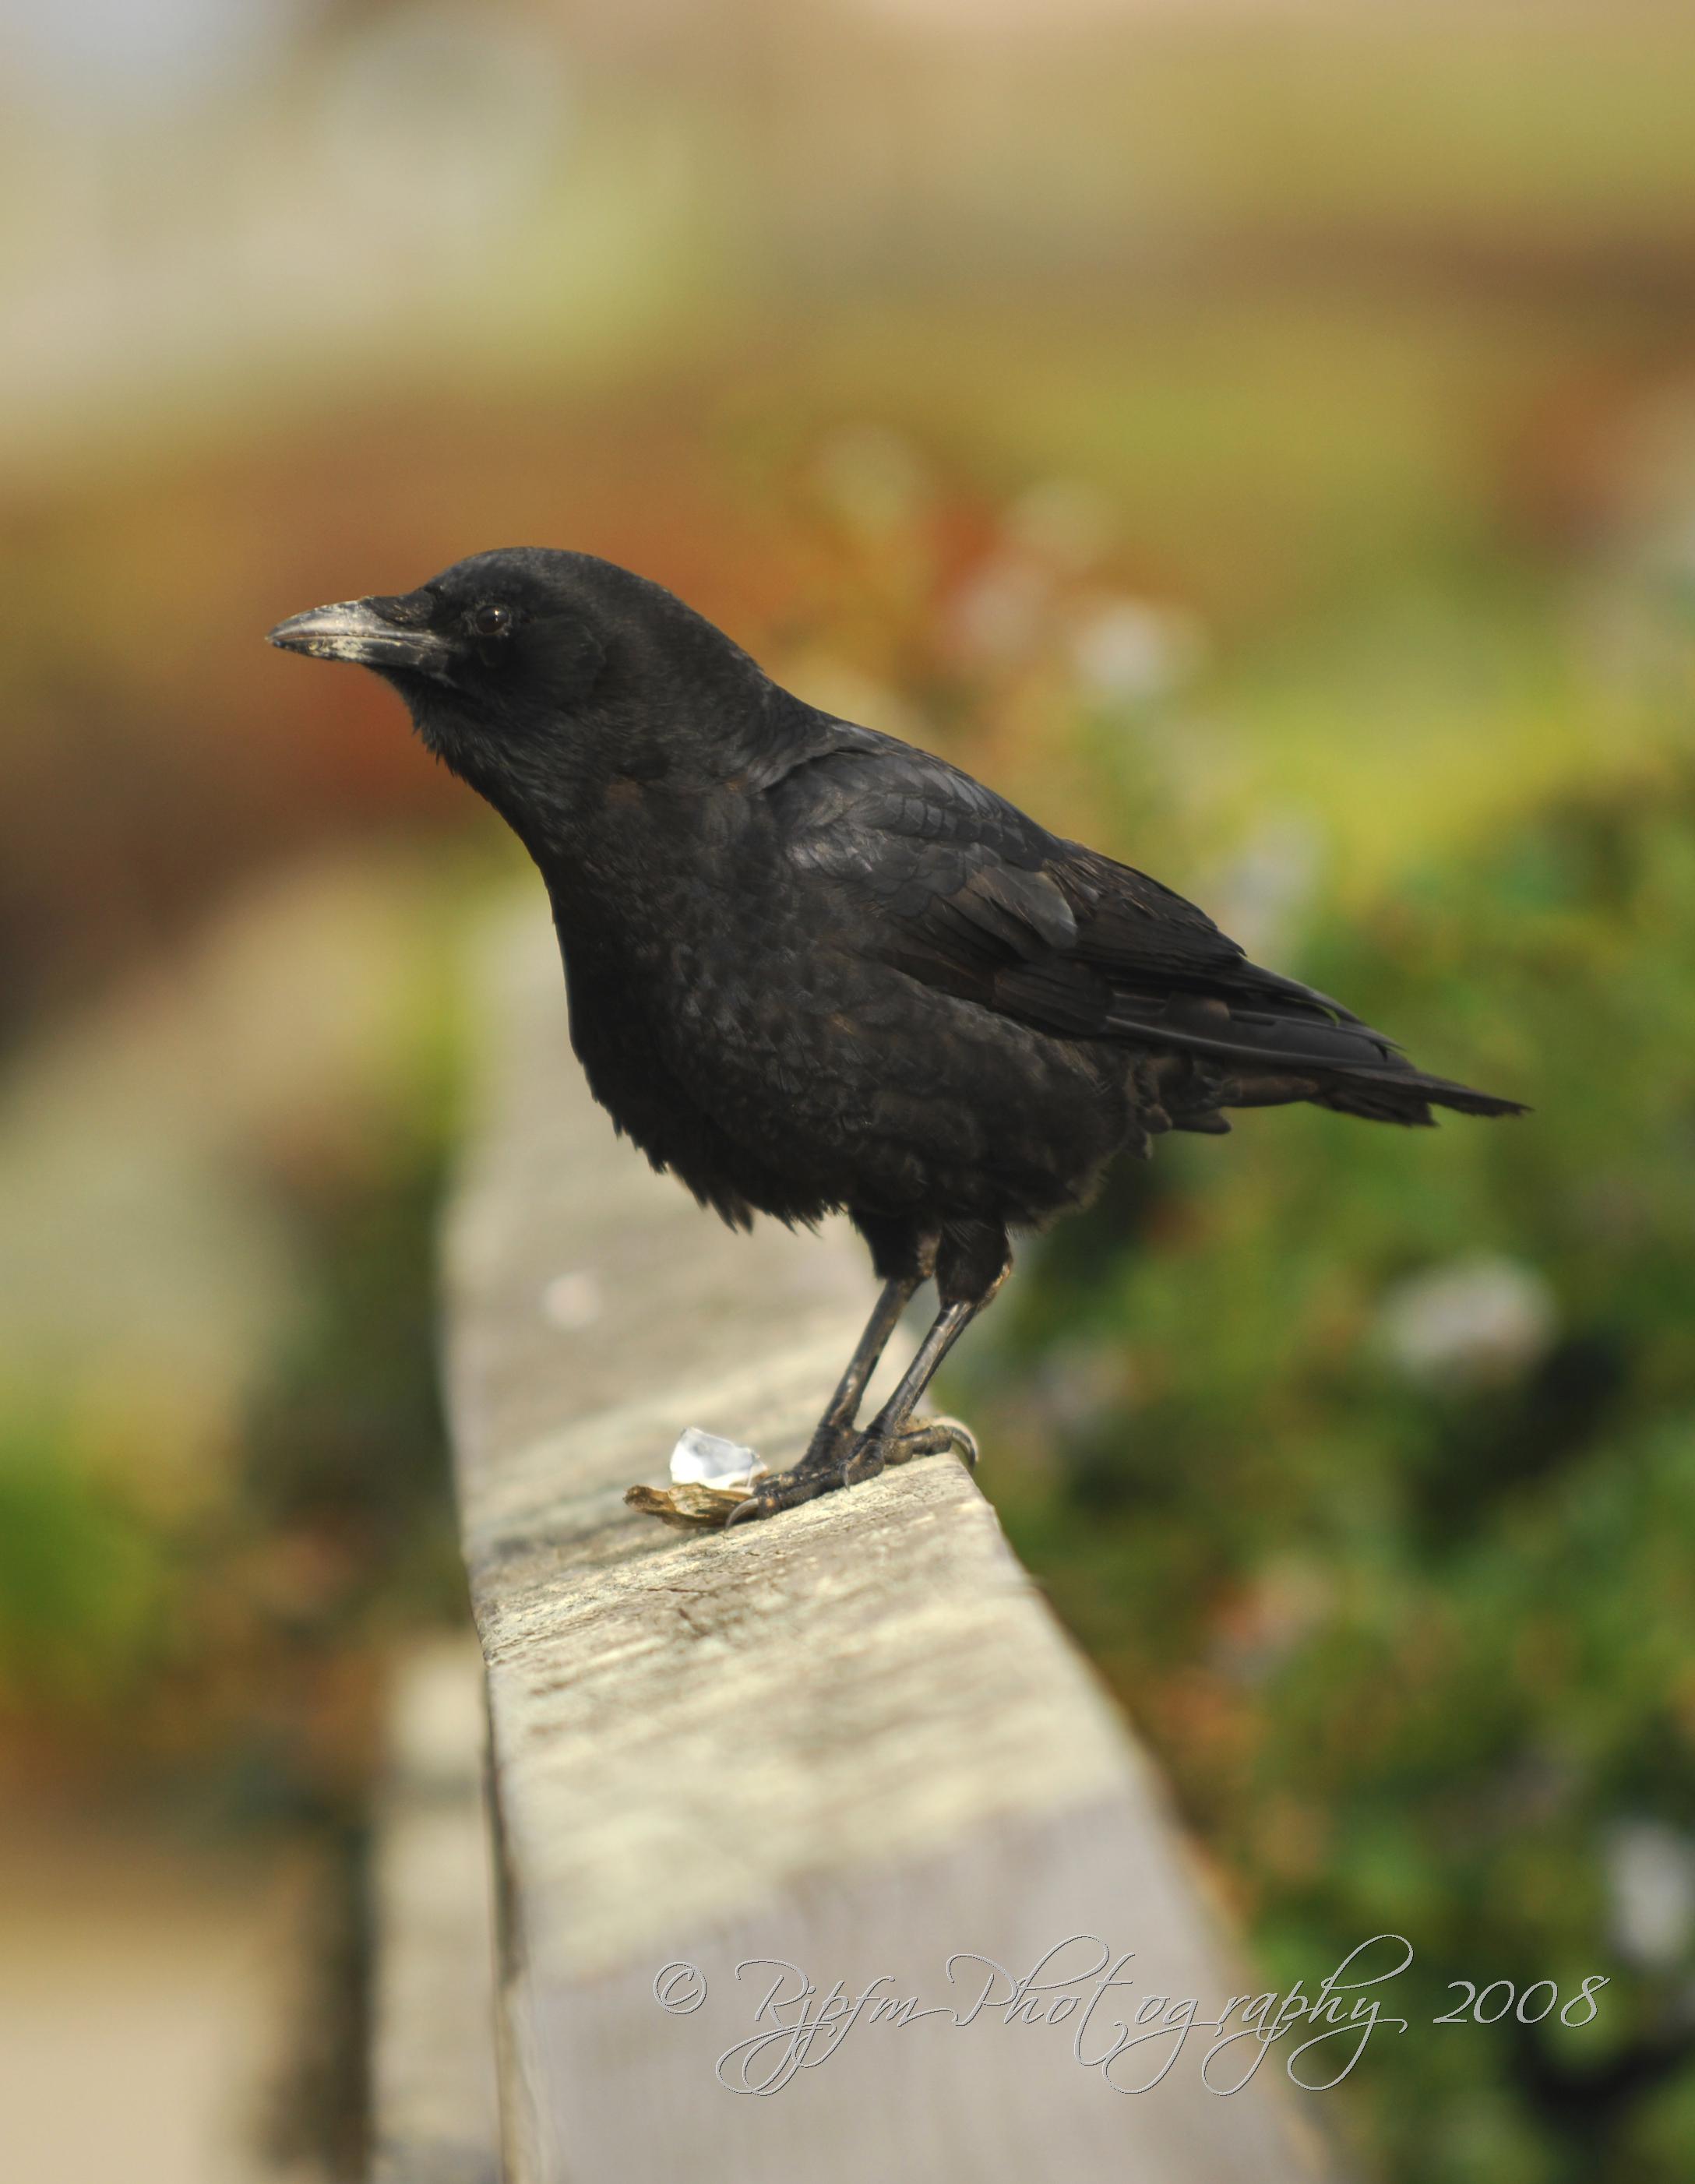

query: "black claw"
xmin=931 ymin=1417 xmax=979 ymax=1469
xmin=722 ymin=1457 xmax=845 ymax=1526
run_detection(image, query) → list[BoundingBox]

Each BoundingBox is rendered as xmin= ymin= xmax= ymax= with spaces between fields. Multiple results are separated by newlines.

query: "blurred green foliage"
xmin=0 ymin=1420 xmax=178 ymax=1710
xmin=971 ymin=760 xmax=1695 ymax=2182
xmin=0 ymin=863 xmax=470 ymax=1823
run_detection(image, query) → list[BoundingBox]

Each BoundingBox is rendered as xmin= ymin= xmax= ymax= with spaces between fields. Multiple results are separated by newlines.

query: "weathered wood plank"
xmin=443 ymin=909 xmax=1331 ymax=2183
xmin=367 ymin=1637 xmax=501 ymax=2184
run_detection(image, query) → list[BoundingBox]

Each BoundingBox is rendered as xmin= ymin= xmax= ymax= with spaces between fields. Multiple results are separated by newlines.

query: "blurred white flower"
xmin=1376 ymin=1256 xmax=1558 ymax=1388
xmin=1070 ymin=594 xmax=1204 ymax=703
xmin=1605 ymin=1821 xmax=1695 ymax=1970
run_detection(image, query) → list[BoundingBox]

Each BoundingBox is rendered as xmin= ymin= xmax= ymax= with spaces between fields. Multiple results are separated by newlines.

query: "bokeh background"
xmin=4 ymin=2 xmax=1695 ymax=2179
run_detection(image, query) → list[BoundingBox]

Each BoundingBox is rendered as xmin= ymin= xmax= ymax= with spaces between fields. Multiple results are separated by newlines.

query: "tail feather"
xmin=1105 ymin=992 xmax=1526 ymax=1127
xmin=1316 ymin=1068 xmax=1526 ymax=1127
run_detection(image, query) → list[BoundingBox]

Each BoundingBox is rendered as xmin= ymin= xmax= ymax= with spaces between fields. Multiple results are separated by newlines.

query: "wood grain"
xmin=442 ymin=908 xmax=1333 ymax=2184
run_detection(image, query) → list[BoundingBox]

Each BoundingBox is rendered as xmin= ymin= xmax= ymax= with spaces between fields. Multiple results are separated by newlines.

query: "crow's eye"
xmin=469 ymin=602 xmax=513 ymax=638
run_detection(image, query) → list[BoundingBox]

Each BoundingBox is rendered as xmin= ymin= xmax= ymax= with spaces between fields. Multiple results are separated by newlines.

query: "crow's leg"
xmin=718 ymin=1217 xmax=929 ymax=1522
xmin=839 ymin=1301 xmax=984 ymax=1480
xmin=727 ymin=1220 xmax=1006 ymax=1525
xmin=818 ymin=1279 xmax=918 ymax=1438
xmin=810 ymin=1212 xmax=937 ymax=1439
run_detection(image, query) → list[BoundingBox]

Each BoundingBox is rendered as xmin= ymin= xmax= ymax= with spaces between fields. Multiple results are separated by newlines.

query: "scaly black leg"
xmin=819 ymin=1273 xmax=918 ymax=1435
xmin=840 ymin=1298 xmax=984 ymax=1481
xmin=717 ymin=1273 xmax=918 ymax=1525
xmin=726 ymin=1220 xmax=1008 ymax=1526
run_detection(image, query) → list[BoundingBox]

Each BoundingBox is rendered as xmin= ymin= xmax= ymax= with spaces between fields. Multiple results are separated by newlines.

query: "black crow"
xmin=270 ymin=549 xmax=1524 ymax=1526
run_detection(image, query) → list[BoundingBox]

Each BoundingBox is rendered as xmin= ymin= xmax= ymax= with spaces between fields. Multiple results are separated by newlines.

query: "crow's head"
xmin=269 ymin=548 xmax=773 ymax=834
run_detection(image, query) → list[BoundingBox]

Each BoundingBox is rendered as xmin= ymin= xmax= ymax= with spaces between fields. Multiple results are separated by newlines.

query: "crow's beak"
xmin=267 ymin=597 xmax=453 ymax=676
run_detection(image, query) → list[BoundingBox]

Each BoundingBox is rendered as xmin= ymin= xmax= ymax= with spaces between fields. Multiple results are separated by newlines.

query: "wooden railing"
xmin=365 ymin=910 xmax=1334 ymax=2184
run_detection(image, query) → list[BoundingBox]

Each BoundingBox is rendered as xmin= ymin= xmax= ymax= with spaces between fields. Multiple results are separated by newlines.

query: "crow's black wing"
xmin=770 ymin=733 xmax=1523 ymax=1118
xmin=773 ymin=734 xmax=1380 ymax=1057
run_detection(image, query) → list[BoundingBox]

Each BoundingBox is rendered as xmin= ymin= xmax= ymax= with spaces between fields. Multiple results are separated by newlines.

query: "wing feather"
xmin=766 ymin=731 xmax=1522 ymax=1118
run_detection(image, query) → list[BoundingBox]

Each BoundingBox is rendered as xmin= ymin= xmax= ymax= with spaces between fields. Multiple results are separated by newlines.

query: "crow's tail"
xmin=1310 ymin=1066 xmax=1527 ymax=1128
xmin=1106 ymin=988 xmax=1527 ymax=1130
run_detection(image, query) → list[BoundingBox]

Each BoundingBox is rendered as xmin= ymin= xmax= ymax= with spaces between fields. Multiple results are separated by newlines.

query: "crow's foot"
xmin=624 ymin=1416 xmax=978 ymax=1531
xmin=721 ymin=1414 xmax=977 ymax=1528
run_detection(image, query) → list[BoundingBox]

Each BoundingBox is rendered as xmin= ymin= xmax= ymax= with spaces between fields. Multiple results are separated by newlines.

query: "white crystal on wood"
xmin=668 ymin=1426 xmax=766 ymax=1492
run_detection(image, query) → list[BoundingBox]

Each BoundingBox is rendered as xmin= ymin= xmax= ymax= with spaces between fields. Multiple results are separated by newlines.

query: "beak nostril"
xmin=364 ymin=589 xmax=437 ymax=629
